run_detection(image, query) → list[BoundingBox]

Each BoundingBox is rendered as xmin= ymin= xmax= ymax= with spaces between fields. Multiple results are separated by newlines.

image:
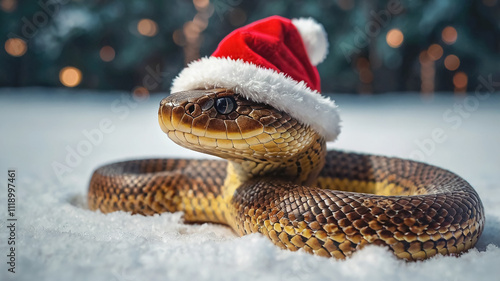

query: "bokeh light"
xmin=0 ymin=0 xmax=16 ymax=12
xmin=1 ymin=1 xmax=495 ymax=94
xmin=59 ymin=67 xmax=82 ymax=87
xmin=359 ymin=69 xmax=373 ymax=83
xmin=184 ymin=0 xmax=214 ymax=66
xmin=193 ymin=13 xmax=209 ymax=31
xmin=444 ymin=54 xmax=460 ymax=71
xmin=193 ymin=0 xmax=209 ymax=11
xmin=5 ymin=38 xmax=27 ymax=57
xmin=357 ymin=57 xmax=373 ymax=84
xmin=442 ymin=26 xmax=457 ymax=45
xmin=228 ymin=8 xmax=247 ymax=26
xmin=427 ymin=44 xmax=443 ymax=61
xmin=183 ymin=21 xmax=201 ymax=42
xmin=99 ymin=46 xmax=115 ymax=62
xmin=137 ymin=19 xmax=158 ymax=37
xmin=173 ymin=29 xmax=186 ymax=46
xmin=132 ymin=86 xmax=150 ymax=100
xmin=357 ymin=57 xmax=370 ymax=69
xmin=419 ymin=51 xmax=435 ymax=94
xmin=453 ymin=72 xmax=468 ymax=89
xmin=419 ymin=50 xmax=429 ymax=64
xmin=386 ymin=29 xmax=404 ymax=48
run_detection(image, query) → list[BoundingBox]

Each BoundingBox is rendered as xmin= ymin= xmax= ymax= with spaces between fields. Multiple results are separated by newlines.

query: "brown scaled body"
xmin=88 ymin=88 xmax=484 ymax=260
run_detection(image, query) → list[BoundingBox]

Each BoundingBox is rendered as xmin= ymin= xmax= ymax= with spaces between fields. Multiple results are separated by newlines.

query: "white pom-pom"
xmin=291 ymin=18 xmax=329 ymax=66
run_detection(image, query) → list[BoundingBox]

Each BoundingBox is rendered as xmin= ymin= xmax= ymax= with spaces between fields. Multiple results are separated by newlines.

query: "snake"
xmin=88 ymin=87 xmax=485 ymax=260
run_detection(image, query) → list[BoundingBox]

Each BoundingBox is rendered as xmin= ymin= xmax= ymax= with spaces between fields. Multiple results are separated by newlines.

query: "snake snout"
xmin=158 ymin=94 xmax=180 ymax=134
xmin=158 ymin=89 xmax=220 ymax=136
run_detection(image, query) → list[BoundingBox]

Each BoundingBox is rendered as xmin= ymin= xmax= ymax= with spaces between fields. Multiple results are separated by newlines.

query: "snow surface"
xmin=1 ymin=88 xmax=499 ymax=281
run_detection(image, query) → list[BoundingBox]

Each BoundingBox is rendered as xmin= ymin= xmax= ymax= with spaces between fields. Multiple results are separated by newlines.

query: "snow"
xmin=1 ymin=87 xmax=499 ymax=281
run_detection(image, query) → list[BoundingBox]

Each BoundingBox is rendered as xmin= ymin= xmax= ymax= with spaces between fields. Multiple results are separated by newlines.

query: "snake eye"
xmin=215 ymin=97 xmax=236 ymax=115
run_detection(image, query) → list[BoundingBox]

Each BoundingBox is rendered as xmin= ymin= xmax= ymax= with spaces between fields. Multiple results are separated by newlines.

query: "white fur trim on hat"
xmin=292 ymin=18 xmax=329 ymax=66
xmin=171 ymin=57 xmax=340 ymax=141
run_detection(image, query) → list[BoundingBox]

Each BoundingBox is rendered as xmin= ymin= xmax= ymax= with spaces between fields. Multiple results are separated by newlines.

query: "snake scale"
xmin=88 ymin=88 xmax=484 ymax=260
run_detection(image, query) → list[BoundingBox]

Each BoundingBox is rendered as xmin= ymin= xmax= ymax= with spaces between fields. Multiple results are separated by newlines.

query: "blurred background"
xmin=1 ymin=0 xmax=500 ymax=95
xmin=1 ymin=4 xmax=499 ymax=277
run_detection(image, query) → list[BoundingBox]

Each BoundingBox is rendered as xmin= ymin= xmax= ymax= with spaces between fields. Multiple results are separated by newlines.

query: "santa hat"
xmin=171 ymin=16 xmax=340 ymax=141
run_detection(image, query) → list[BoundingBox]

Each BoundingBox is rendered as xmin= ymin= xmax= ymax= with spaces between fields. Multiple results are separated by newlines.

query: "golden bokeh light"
xmin=419 ymin=50 xmax=429 ymax=64
xmin=0 ymin=0 xmax=17 ymax=12
xmin=183 ymin=21 xmax=201 ymax=42
xmin=172 ymin=29 xmax=186 ymax=46
xmin=427 ymin=44 xmax=443 ymax=61
xmin=444 ymin=54 xmax=460 ymax=71
xmin=453 ymin=72 xmax=468 ymax=89
xmin=5 ymin=38 xmax=27 ymax=57
xmin=419 ymin=51 xmax=435 ymax=94
xmin=137 ymin=19 xmax=158 ymax=37
xmin=193 ymin=0 xmax=209 ymax=11
xmin=59 ymin=67 xmax=82 ymax=87
xmin=356 ymin=57 xmax=373 ymax=84
xmin=386 ymin=29 xmax=404 ymax=48
xmin=99 ymin=45 xmax=115 ymax=62
xmin=442 ymin=26 xmax=457 ymax=45
xmin=132 ymin=86 xmax=150 ymax=100
xmin=193 ymin=13 xmax=209 ymax=31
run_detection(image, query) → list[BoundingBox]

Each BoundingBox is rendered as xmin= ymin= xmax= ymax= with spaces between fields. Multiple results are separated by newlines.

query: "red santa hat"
xmin=171 ymin=16 xmax=340 ymax=141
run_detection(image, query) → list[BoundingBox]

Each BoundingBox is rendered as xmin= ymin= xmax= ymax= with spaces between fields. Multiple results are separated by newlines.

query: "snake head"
xmin=158 ymin=88 xmax=323 ymax=168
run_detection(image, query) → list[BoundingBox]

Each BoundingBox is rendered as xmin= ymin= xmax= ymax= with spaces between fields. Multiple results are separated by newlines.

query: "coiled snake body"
xmin=88 ymin=88 xmax=484 ymax=260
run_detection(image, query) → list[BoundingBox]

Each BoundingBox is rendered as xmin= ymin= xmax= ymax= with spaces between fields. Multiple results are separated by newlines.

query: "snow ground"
xmin=0 ymin=87 xmax=499 ymax=281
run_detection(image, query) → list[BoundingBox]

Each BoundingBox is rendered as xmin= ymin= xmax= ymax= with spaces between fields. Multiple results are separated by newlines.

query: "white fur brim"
xmin=171 ymin=57 xmax=340 ymax=141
